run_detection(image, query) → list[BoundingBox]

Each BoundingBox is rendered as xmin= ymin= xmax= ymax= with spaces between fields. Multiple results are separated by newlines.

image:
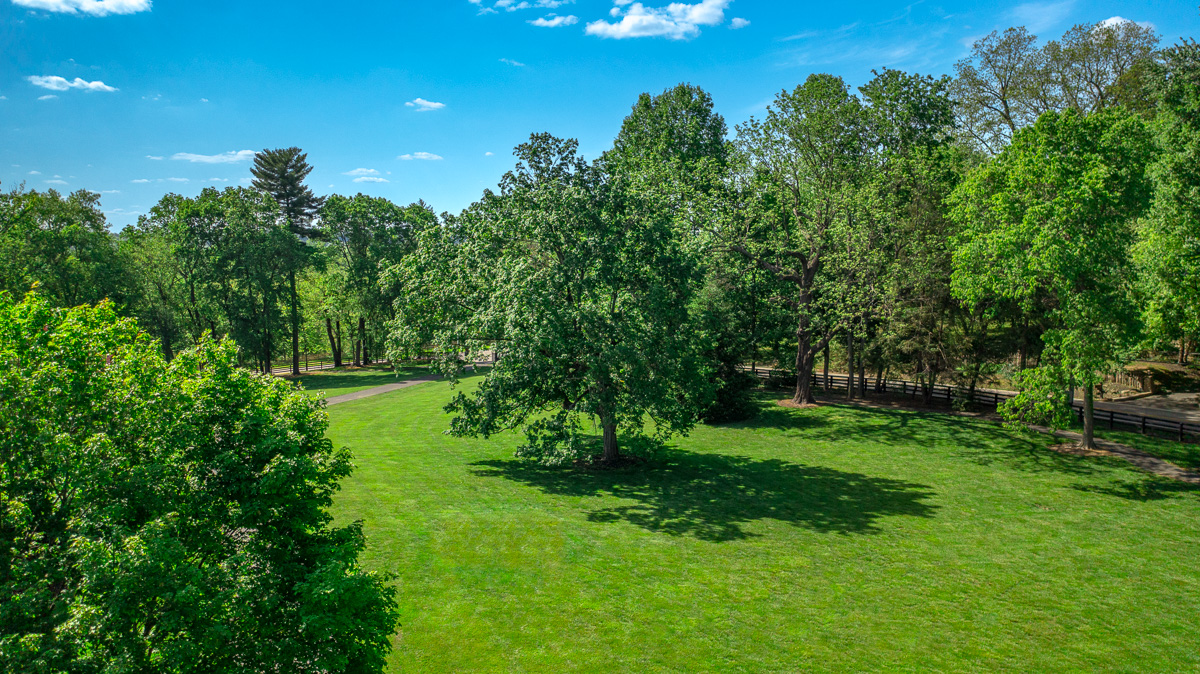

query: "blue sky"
xmin=2 ymin=0 xmax=1197 ymax=229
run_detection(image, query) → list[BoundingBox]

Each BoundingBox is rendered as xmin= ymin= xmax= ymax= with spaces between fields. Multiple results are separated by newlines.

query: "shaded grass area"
xmin=327 ymin=381 xmax=1200 ymax=673
xmin=1090 ymin=426 xmax=1200 ymax=471
xmin=287 ymin=364 xmax=427 ymax=398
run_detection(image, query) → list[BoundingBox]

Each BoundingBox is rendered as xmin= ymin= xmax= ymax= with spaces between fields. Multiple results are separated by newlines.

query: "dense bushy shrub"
xmin=0 ymin=294 xmax=398 ymax=673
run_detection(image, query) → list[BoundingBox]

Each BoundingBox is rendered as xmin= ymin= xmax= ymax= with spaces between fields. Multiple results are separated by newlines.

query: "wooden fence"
xmin=743 ymin=366 xmax=1200 ymax=443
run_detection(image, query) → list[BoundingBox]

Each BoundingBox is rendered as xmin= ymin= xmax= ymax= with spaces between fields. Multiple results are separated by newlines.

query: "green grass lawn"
xmin=287 ymin=364 xmax=428 ymax=398
xmin=326 ymin=379 xmax=1200 ymax=673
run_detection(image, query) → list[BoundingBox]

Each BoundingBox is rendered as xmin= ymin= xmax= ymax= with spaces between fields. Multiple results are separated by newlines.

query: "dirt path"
xmin=803 ymin=394 xmax=1200 ymax=485
xmin=324 ymin=375 xmax=440 ymax=406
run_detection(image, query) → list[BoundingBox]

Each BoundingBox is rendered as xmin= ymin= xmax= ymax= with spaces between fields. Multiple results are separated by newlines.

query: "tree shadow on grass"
xmin=292 ymin=365 xmax=426 ymax=393
xmin=470 ymin=446 xmax=938 ymax=542
xmin=1071 ymin=477 xmax=1200 ymax=502
xmin=729 ymin=400 xmax=1107 ymax=478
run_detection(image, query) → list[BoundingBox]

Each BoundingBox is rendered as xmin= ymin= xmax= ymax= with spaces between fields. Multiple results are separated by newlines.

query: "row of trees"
xmin=1 ymin=151 xmax=436 ymax=376
xmin=390 ymin=19 xmax=1199 ymax=458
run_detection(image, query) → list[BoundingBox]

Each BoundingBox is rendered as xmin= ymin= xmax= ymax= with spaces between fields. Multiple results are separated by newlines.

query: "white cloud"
xmin=398 ymin=152 xmax=444 ymax=161
xmin=45 ymin=179 xmax=67 ymax=185
xmin=28 ymin=170 xmax=41 ymax=175
xmin=530 ymin=13 xmax=577 ymax=27
xmin=730 ymin=17 xmax=749 ymax=29
xmin=353 ymin=176 xmax=390 ymax=183
xmin=343 ymin=168 xmax=379 ymax=176
xmin=38 ymin=95 xmax=58 ymax=101
xmin=166 ymin=178 xmax=189 ymax=182
xmin=500 ymin=58 xmax=526 ymax=66
xmin=1098 ymin=16 xmax=1155 ymax=30
xmin=0 ymin=96 xmax=6 ymax=101
xmin=146 ymin=155 xmax=163 ymax=160
xmin=206 ymin=178 xmax=229 ymax=182
xmin=171 ymin=150 xmax=255 ymax=164
xmin=200 ymin=98 xmax=209 ymax=103
xmin=485 ymin=151 xmax=494 ymax=156
xmin=586 ymin=0 xmax=730 ymax=40
xmin=27 ymin=75 xmax=118 ymax=92
xmin=1010 ymin=0 xmax=1074 ymax=33
xmin=12 ymin=0 xmax=150 ymax=16
xmin=131 ymin=178 xmax=151 ymax=183
xmin=405 ymin=97 xmax=445 ymax=111
xmin=101 ymin=189 xmax=120 ymax=194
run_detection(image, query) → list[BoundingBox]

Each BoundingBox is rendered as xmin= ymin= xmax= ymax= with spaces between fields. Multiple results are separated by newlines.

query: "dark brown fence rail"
xmin=741 ymin=366 xmax=1200 ymax=443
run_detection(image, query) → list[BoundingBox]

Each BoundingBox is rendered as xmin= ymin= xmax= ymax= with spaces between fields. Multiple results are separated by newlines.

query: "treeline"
xmin=1 ymin=149 xmax=436 ymax=374
xmin=389 ymin=19 xmax=1199 ymax=457
xmin=1 ymin=19 xmax=1197 ymax=456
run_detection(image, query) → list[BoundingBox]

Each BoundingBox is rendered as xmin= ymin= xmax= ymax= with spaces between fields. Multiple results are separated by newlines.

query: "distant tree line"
xmin=1 ymin=18 xmax=1196 ymax=460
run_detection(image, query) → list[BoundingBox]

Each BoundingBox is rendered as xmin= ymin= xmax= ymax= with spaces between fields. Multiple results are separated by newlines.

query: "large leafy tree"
xmin=731 ymin=73 xmax=878 ymax=405
xmin=950 ymin=108 xmax=1155 ymax=448
xmin=1137 ymin=39 xmax=1200 ymax=363
xmin=953 ymin=20 xmax=1159 ymax=154
xmin=252 ymin=147 xmax=324 ymax=375
xmin=0 ymin=294 xmax=398 ymax=672
xmin=389 ymin=134 xmax=709 ymax=464
xmin=0 ymin=186 xmax=131 ymax=308
xmin=320 ymin=194 xmax=434 ymax=367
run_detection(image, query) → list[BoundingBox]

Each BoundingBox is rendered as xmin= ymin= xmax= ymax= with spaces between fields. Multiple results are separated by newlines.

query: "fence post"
xmin=1141 ymin=416 xmax=1147 ymax=435
xmin=1180 ymin=423 xmax=1186 ymax=443
xmin=1109 ymin=410 xmax=1114 ymax=430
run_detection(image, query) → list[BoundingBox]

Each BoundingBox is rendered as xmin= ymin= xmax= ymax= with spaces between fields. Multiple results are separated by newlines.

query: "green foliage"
xmin=0 ymin=293 xmax=398 ymax=673
xmin=389 ymin=133 xmax=711 ymax=464
xmin=951 ymin=108 xmax=1156 ymax=441
xmin=251 ymin=147 xmax=324 ymax=237
xmin=1136 ymin=39 xmax=1200 ymax=354
xmin=0 ymin=186 xmax=132 ymax=308
xmin=953 ymin=20 xmax=1160 ymax=154
xmin=997 ymin=356 xmax=1075 ymax=430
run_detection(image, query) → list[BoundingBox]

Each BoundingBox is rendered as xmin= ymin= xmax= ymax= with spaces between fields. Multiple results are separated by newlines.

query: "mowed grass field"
xmin=286 ymin=364 xmax=428 ymax=398
xmin=323 ymin=375 xmax=1200 ymax=673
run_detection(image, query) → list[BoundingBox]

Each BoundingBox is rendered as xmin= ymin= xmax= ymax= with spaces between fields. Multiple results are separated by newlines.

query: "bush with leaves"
xmin=0 ymin=294 xmax=398 ymax=673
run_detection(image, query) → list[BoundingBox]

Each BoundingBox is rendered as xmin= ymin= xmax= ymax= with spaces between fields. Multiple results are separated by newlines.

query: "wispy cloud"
xmin=1010 ymin=0 xmax=1075 ymax=34
xmin=38 ymin=95 xmax=58 ymax=101
xmin=530 ymin=13 xmax=577 ymax=27
xmin=12 ymin=0 xmax=150 ymax=16
xmin=585 ymin=0 xmax=729 ymax=40
xmin=1099 ymin=15 xmax=1155 ymax=30
xmin=28 ymin=170 xmax=41 ymax=175
xmin=730 ymin=17 xmax=749 ymax=29
xmin=485 ymin=151 xmax=494 ymax=156
xmin=146 ymin=155 xmax=164 ymax=160
xmin=343 ymin=168 xmax=379 ymax=176
xmin=500 ymin=58 xmax=526 ymax=66
xmin=405 ymin=97 xmax=445 ymax=111
xmin=398 ymin=152 xmax=443 ymax=161
xmin=353 ymin=176 xmax=390 ymax=183
xmin=171 ymin=150 xmax=255 ymax=164
xmin=27 ymin=75 xmax=118 ymax=92
xmin=132 ymin=178 xmax=152 ymax=184
xmin=45 ymin=179 xmax=68 ymax=185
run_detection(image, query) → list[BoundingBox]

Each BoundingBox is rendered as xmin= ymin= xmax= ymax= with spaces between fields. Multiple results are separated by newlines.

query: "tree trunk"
xmin=793 ymin=342 xmax=815 ymax=404
xmin=264 ymin=331 xmax=272 ymax=375
xmin=859 ymin=358 xmax=866 ymax=399
xmin=290 ymin=270 xmax=300 ymax=376
xmin=846 ymin=331 xmax=855 ymax=400
xmin=358 ymin=316 xmax=368 ymax=365
xmin=601 ymin=417 xmax=619 ymax=464
xmin=875 ymin=364 xmax=885 ymax=394
xmin=325 ymin=317 xmax=340 ymax=367
xmin=1181 ymin=336 xmax=1188 ymax=366
xmin=160 ymin=326 xmax=174 ymax=362
xmin=335 ymin=320 xmax=344 ymax=366
xmin=1082 ymin=380 xmax=1096 ymax=449
xmin=823 ymin=344 xmax=830 ymax=392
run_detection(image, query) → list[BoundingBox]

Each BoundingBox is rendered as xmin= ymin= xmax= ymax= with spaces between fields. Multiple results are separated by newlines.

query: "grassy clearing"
xmin=286 ymin=364 xmax=428 ymax=398
xmin=326 ymin=378 xmax=1200 ymax=673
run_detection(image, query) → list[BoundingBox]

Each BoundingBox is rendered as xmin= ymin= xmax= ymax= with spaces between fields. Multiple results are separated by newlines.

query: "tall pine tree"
xmin=251 ymin=147 xmax=324 ymax=375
